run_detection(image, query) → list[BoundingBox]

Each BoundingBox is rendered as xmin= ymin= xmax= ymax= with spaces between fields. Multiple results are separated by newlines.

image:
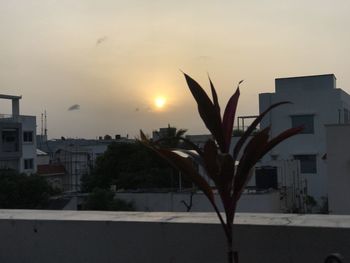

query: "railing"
xmin=0 ymin=114 xmax=15 ymax=121
xmin=0 ymin=114 xmax=35 ymax=122
xmin=232 ymin=126 xmax=261 ymax=137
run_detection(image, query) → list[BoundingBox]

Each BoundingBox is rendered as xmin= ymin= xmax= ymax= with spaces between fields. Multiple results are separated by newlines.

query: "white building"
xmin=259 ymin=74 xmax=350 ymax=202
xmin=0 ymin=94 xmax=37 ymax=174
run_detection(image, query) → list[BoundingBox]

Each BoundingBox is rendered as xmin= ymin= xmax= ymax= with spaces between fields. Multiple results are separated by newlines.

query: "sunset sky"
xmin=1 ymin=0 xmax=350 ymax=139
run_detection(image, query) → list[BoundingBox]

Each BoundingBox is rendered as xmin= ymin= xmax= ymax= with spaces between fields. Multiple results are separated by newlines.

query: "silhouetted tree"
xmin=0 ymin=170 xmax=58 ymax=209
xmin=81 ymin=142 xmax=192 ymax=192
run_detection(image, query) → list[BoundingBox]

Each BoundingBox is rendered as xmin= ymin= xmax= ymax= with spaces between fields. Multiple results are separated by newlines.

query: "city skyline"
xmin=1 ymin=0 xmax=350 ymax=138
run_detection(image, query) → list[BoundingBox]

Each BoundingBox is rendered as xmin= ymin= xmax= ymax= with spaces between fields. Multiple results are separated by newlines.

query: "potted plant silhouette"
xmin=140 ymin=73 xmax=302 ymax=263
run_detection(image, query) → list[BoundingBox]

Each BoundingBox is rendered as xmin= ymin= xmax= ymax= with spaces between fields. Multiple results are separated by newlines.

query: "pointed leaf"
xmin=154 ymin=137 xmax=204 ymax=157
xmin=260 ymin=126 xmax=303 ymax=158
xmin=233 ymin=101 xmax=290 ymax=161
xmin=219 ymin=153 xmax=235 ymax=186
xmin=222 ymin=87 xmax=240 ymax=153
xmin=157 ymin=148 xmax=215 ymax=203
xmin=203 ymin=139 xmax=219 ymax=182
xmin=233 ymin=128 xmax=270 ymax=201
xmin=183 ymin=73 xmax=225 ymax=152
xmin=140 ymin=130 xmax=148 ymax=142
xmin=209 ymin=75 xmax=221 ymax=117
xmin=173 ymin=149 xmax=204 ymax=167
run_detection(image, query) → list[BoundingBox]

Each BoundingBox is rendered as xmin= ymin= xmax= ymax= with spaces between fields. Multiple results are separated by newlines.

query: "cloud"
xmin=68 ymin=104 xmax=80 ymax=111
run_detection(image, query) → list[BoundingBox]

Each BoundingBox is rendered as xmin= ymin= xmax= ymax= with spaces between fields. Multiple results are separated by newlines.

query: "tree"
xmin=81 ymin=142 xmax=192 ymax=192
xmin=140 ymin=73 xmax=302 ymax=263
xmin=153 ymin=124 xmax=188 ymax=148
xmin=0 ymin=170 xmax=59 ymax=209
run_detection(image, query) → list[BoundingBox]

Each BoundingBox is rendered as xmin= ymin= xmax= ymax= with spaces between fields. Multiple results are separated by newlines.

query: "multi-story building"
xmin=259 ymin=74 xmax=350 ymax=202
xmin=0 ymin=94 xmax=36 ymax=174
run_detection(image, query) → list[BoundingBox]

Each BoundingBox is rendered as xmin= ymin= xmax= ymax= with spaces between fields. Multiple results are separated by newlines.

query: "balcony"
xmin=0 ymin=114 xmax=35 ymax=123
xmin=0 ymin=114 xmax=17 ymax=123
xmin=0 ymin=210 xmax=348 ymax=263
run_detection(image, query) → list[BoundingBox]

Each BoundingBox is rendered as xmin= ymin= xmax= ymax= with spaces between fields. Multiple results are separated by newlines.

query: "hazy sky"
xmin=1 ymin=0 xmax=350 ymax=139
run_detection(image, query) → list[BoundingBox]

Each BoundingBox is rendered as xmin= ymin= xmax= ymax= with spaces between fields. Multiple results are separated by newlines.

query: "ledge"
xmin=0 ymin=210 xmax=349 ymax=228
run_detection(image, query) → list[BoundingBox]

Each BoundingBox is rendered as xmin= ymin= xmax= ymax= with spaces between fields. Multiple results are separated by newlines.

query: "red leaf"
xmin=219 ymin=153 xmax=235 ymax=187
xmin=139 ymin=129 xmax=148 ymax=142
xmin=233 ymin=128 xmax=270 ymax=201
xmin=260 ymin=126 xmax=303 ymax=158
xmin=203 ymin=139 xmax=219 ymax=182
xmin=233 ymin=101 xmax=290 ymax=161
xmin=183 ymin=73 xmax=225 ymax=152
xmin=209 ymin=75 xmax=221 ymax=117
xmin=222 ymin=86 xmax=240 ymax=153
xmin=157 ymin=148 xmax=215 ymax=204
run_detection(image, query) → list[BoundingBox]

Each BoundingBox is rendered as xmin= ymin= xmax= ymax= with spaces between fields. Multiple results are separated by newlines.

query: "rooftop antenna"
xmin=41 ymin=113 xmax=44 ymax=136
xmin=44 ymin=110 xmax=47 ymax=138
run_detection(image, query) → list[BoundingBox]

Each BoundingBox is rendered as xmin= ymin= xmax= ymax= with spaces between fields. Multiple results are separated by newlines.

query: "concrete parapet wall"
xmin=0 ymin=210 xmax=348 ymax=263
xmin=115 ymin=191 xmax=281 ymax=213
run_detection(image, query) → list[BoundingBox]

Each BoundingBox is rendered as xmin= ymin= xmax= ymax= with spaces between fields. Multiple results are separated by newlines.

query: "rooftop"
xmin=0 ymin=94 xmax=22 ymax=100
xmin=275 ymin=73 xmax=336 ymax=81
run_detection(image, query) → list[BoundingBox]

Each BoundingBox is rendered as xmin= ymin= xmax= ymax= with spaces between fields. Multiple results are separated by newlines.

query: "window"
xmin=1 ymin=129 xmax=19 ymax=152
xmin=23 ymin=131 xmax=33 ymax=143
xmin=24 ymin=159 xmax=34 ymax=170
xmin=294 ymin=155 xmax=317 ymax=173
xmin=291 ymin=115 xmax=314 ymax=134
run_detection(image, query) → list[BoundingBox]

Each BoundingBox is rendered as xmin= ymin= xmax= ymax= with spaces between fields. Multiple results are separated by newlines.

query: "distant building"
xmin=259 ymin=74 xmax=350 ymax=202
xmin=36 ymin=137 xmax=135 ymax=192
xmin=37 ymin=164 xmax=67 ymax=190
xmin=54 ymin=146 xmax=91 ymax=192
xmin=152 ymin=126 xmax=177 ymax=141
xmin=0 ymin=94 xmax=36 ymax=174
xmin=36 ymin=149 xmax=50 ymax=165
xmin=185 ymin=134 xmax=212 ymax=148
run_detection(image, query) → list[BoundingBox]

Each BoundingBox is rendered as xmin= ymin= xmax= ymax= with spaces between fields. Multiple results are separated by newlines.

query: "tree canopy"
xmin=82 ymin=141 xmax=191 ymax=192
xmin=0 ymin=170 xmax=58 ymax=209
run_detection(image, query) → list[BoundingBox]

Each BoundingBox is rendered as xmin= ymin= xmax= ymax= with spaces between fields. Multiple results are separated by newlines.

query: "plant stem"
xmin=226 ymin=218 xmax=233 ymax=263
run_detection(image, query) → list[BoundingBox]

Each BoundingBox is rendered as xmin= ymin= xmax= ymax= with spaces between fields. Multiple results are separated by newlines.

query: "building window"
xmin=24 ymin=159 xmax=34 ymax=170
xmin=23 ymin=131 xmax=33 ymax=143
xmin=1 ymin=129 xmax=19 ymax=152
xmin=291 ymin=115 xmax=314 ymax=134
xmin=294 ymin=155 xmax=317 ymax=173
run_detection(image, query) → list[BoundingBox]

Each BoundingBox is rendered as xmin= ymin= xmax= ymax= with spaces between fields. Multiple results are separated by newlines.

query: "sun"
xmin=154 ymin=97 xmax=166 ymax=109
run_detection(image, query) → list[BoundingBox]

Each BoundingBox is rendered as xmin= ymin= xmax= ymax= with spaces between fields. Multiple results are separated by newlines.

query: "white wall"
xmin=19 ymin=115 xmax=37 ymax=174
xmin=0 ymin=210 xmax=348 ymax=263
xmin=326 ymin=124 xmax=350 ymax=214
xmin=37 ymin=155 xmax=50 ymax=165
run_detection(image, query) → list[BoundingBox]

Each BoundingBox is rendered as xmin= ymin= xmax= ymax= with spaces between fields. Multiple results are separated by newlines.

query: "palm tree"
xmin=153 ymin=124 xmax=188 ymax=148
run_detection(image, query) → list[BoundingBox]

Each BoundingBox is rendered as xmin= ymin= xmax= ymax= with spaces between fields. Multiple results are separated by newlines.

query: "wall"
xmin=326 ymin=124 xmax=350 ymax=214
xmin=0 ymin=210 xmax=348 ymax=263
xmin=114 ymin=192 xmax=281 ymax=213
xmin=19 ymin=115 xmax=37 ymax=174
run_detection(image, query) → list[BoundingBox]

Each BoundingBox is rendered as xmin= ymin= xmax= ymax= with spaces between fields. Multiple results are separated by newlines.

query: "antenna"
xmin=41 ymin=113 xmax=44 ymax=136
xmin=44 ymin=110 xmax=47 ymax=137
